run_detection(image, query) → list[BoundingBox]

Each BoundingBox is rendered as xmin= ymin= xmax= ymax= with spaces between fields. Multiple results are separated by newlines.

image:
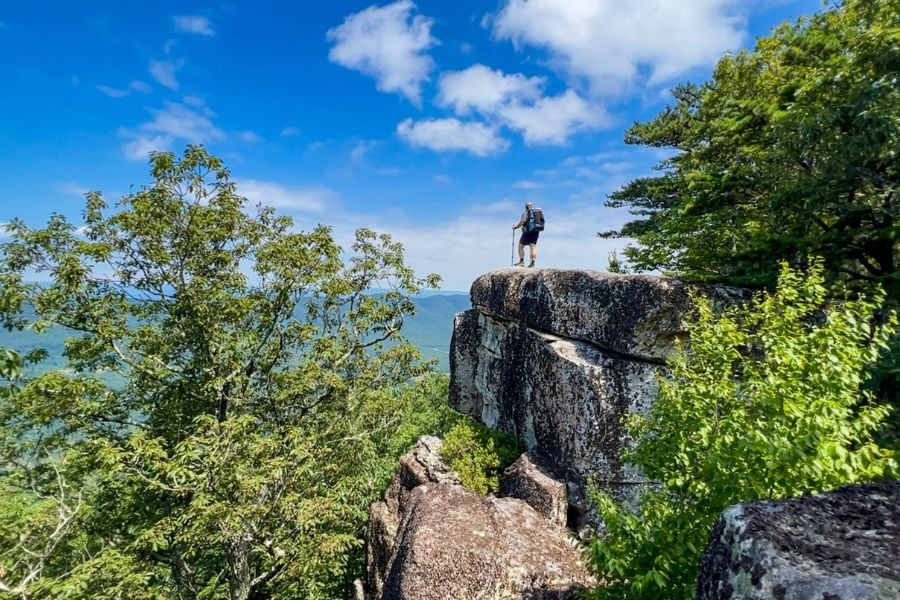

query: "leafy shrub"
xmin=440 ymin=419 xmax=521 ymax=494
xmin=588 ymin=262 xmax=898 ymax=599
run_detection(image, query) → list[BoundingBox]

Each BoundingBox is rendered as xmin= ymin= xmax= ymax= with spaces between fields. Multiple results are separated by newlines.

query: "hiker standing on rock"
xmin=512 ymin=202 xmax=545 ymax=267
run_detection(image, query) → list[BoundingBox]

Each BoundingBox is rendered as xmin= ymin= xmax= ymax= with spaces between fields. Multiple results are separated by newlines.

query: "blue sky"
xmin=0 ymin=0 xmax=822 ymax=290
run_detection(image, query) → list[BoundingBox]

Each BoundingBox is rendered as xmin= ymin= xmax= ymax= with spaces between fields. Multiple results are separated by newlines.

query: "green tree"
xmin=601 ymin=0 xmax=900 ymax=298
xmin=0 ymin=146 xmax=442 ymax=599
xmin=588 ymin=263 xmax=897 ymax=599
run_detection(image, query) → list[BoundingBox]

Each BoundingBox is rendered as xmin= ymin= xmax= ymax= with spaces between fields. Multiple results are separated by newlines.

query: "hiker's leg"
xmin=518 ymin=243 xmax=525 ymax=260
xmin=530 ymin=244 xmax=537 ymax=262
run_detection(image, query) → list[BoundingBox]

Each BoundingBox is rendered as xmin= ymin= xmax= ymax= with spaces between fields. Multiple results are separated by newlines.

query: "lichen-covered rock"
xmin=697 ymin=483 xmax=900 ymax=600
xmin=450 ymin=309 xmax=662 ymax=492
xmin=499 ymin=452 xmax=568 ymax=527
xmin=469 ymin=268 xmax=746 ymax=362
xmin=451 ymin=270 xmax=747 ymax=521
xmin=366 ymin=437 xmax=458 ymax=597
xmin=382 ymin=483 xmax=594 ymax=600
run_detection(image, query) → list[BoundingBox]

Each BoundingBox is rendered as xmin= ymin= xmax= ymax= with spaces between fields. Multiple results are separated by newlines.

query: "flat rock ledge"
xmin=697 ymin=482 xmax=900 ymax=600
xmin=365 ymin=437 xmax=594 ymax=600
xmin=469 ymin=268 xmax=747 ymax=362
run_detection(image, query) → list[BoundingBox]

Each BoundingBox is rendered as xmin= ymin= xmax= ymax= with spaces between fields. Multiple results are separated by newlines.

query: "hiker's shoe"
xmin=528 ymin=261 xmax=536 ymax=268
xmin=514 ymin=260 xmax=525 ymax=267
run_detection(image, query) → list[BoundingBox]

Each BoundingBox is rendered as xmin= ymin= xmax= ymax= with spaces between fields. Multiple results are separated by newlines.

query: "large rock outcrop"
xmin=366 ymin=438 xmax=594 ymax=600
xmin=451 ymin=268 xmax=745 ymax=510
xmin=697 ymin=483 xmax=900 ymax=600
xmin=468 ymin=268 xmax=745 ymax=362
xmin=366 ymin=436 xmax=460 ymax=597
xmin=383 ymin=483 xmax=594 ymax=600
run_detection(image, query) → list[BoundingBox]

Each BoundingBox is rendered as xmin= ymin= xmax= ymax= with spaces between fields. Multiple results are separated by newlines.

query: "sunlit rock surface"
xmin=365 ymin=438 xmax=594 ymax=600
xmin=468 ymin=268 xmax=746 ymax=362
xmin=698 ymin=483 xmax=900 ymax=600
xmin=499 ymin=452 xmax=568 ymax=527
xmin=450 ymin=269 xmax=746 ymax=510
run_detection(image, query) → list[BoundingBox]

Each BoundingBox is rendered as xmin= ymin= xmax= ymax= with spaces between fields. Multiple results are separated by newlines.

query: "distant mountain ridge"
xmin=403 ymin=294 xmax=471 ymax=371
xmin=0 ymin=294 xmax=470 ymax=375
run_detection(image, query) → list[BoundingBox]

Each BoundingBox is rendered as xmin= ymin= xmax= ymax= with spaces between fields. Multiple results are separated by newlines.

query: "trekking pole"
xmin=511 ymin=230 xmax=515 ymax=267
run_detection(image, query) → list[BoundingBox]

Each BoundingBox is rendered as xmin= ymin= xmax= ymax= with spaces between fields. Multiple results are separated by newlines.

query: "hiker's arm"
xmin=512 ymin=211 xmax=525 ymax=229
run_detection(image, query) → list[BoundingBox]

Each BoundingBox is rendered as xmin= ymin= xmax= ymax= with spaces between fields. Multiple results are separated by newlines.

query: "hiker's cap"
xmin=525 ymin=202 xmax=534 ymax=208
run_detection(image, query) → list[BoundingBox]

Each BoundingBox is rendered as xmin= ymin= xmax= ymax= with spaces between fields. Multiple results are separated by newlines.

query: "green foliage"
xmin=605 ymin=251 xmax=630 ymax=275
xmin=440 ymin=420 xmax=521 ymax=495
xmin=0 ymin=296 xmax=470 ymax=378
xmin=602 ymin=0 xmax=900 ymax=299
xmin=0 ymin=146 xmax=450 ymax=599
xmin=588 ymin=263 xmax=897 ymax=599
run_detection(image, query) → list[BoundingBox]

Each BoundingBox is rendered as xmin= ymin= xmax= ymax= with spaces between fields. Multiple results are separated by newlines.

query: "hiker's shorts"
xmin=520 ymin=230 xmax=540 ymax=245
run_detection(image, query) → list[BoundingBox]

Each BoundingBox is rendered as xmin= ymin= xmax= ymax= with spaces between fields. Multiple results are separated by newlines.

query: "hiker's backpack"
xmin=526 ymin=208 xmax=545 ymax=233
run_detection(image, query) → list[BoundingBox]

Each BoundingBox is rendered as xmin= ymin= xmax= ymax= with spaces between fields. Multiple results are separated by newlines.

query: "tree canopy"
xmin=602 ymin=0 xmax=900 ymax=299
xmin=0 ymin=146 xmax=446 ymax=599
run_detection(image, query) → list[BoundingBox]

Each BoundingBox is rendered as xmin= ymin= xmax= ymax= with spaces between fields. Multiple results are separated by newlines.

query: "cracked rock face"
xmin=450 ymin=270 xmax=747 ymax=514
xmin=450 ymin=308 xmax=663 ymax=501
xmin=366 ymin=438 xmax=594 ymax=600
xmin=366 ymin=436 xmax=459 ymax=598
xmin=697 ymin=483 xmax=900 ymax=600
xmin=469 ymin=268 xmax=746 ymax=362
xmin=382 ymin=483 xmax=594 ymax=600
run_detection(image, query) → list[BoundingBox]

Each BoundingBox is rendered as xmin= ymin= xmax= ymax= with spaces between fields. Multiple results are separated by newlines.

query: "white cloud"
xmin=149 ymin=59 xmax=183 ymax=90
xmin=238 ymin=180 xmax=335 ymax=212
xmin=96 ymin=80 xmax=152 ymax=98
xmin=434 ymin=64 xmax=609 ymax=146
xmin=396 ymin=118 xmax=509 ymax=156
xmin=123 ymin=135 xmax=171 ymax=161
xmin=173 ymin=15 xmax=214 ymax=36
xmin=490 ymin=0 xmax=746 ymax=94
xmin=433 ymin=174 xmax=451 ymax=184
xmin=129 ymin=80 xmax=152 ymax=94
xmin=327 ymin=0 xmax=437 ymax=105
xmin=121 ymin=100 xmax=226 ymax=161
xmin=498 ymin=89 xmax=611 ymax=145
xmin=437 ymin=64 xmax=544 ymax=115
xmin=59 ymin=182 xmax=91 ymax=196
xmin=350 ymin=139 xmax=381 ymax=161
xmin=237 ymin=131 xmax=263 ymax=143
xmin=143 ymin=101 xmax=224 ymax=142
xmin=97 ymin=85 xmax=130 ymax=98
xmin=281 ymin=127 xmax=300 ymax=137
xmin=514 ymin=180 xmax=544 ymax=190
